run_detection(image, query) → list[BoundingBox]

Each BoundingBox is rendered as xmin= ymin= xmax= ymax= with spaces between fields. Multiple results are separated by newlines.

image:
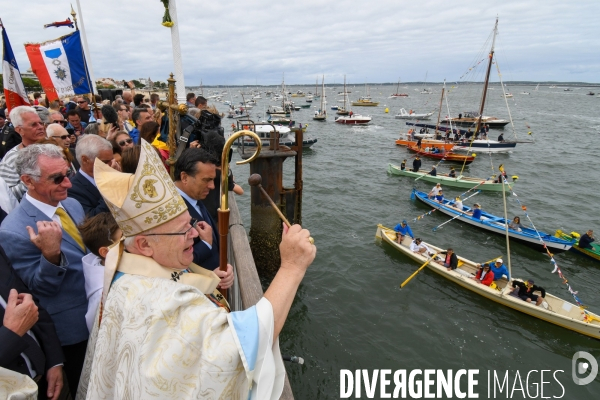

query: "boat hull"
xmin=406 ymin=146 xmax=475 ymax=164
xmin=375 ymin=225 xmax=600 ymax=339
xmin=412 ymin=190 xmax=572 ymax=253
xmin=387 ymin=164 xmax=514 ymax=192
xmin=441 ymin=118 xmax=509 ymax=128
xmin=351 ymin=102 xmax=379 ymax=106
xmin=395 ymin=139 xmax=455 ymax=151
xmin=453 ymin=141 xmax=517 ymax=153
xmin=335 ymin=116 xmax=371 ymax=125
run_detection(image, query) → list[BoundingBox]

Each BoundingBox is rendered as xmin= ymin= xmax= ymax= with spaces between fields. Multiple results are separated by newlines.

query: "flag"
xmin=24 ymin=31 xmax=91 ymax=102
xmin=2 ymin=25 xmax=30 ymax=113
xmin=44 ymin=18 xmax=75 ymax=29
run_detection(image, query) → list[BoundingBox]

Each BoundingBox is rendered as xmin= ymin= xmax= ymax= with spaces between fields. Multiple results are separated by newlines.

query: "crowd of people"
xmin=0 ymin=90 xmax=316 ymax=399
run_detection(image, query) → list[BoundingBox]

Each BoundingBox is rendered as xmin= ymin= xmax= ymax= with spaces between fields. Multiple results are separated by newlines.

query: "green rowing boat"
xmin=387 ymin=163 xmax=516 ymax=192
xmin=555 ymin=230 xmax=600 ymax=262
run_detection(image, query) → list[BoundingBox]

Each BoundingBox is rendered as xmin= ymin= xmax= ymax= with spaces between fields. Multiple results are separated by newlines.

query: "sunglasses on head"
xmin=47 ymin=169 xmax=74 ymax=185
xmin=118 ymin=138 xmax=133 ymax=146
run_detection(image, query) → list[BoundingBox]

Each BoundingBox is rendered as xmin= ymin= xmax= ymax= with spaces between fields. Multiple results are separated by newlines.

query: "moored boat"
xmin=394 ymin=108 xmax=434 ymax=120
xmin=406 ymin=145 xmax=475 ymax=164
xmin=387 ymin=164 xmax=514 ymax=192
xmin=441 ymin=111 xmax=509 ymax=128
xmin=375 ymin=225 xmax=600 ymax=339
xmin=395 ymin=137 xmax=455 ymax=151
xmin=335 ymin=114 xmax=371 ymax=125
xmin=555 ymin=230 xmax=600 ymax=262
xmin=452 ymin=140 xmax=517 ymax=153
xmin=352 ymin=97 xmax=379 ymax=106
xmin=411 ymin=189 xmax=572 ymax=253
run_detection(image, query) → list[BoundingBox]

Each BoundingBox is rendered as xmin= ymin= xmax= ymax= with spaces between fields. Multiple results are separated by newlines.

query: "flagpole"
xmin=168 ymin=0 xmax=186 ymax=103
xmin=73 ymin=1 xmax=97 ymax=94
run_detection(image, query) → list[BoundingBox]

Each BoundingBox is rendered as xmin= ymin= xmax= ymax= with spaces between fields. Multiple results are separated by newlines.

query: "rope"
xmin=500 ymin=174 xmax=588 ymax=314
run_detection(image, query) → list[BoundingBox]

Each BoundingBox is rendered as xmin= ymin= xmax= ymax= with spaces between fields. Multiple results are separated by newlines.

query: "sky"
xmin=2 ymin=0 xmax=599 ymax=86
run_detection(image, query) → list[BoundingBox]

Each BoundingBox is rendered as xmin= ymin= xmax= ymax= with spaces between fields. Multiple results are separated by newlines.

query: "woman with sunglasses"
xmin=113 ymin=132 xmax=134 ymax=151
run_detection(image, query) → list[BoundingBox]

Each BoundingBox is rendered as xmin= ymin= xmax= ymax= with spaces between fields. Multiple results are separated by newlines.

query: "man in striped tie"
xmin=0 ymin=144 xmax=89 ymax=396
xmin=173 ymin=148 xmax=233 ymax=290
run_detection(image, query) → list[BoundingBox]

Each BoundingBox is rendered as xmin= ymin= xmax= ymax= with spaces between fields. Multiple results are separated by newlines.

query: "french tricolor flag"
xmin=24 ymin=31 xmax=92 ymax=102
xmin=2 ymin=24 xmax=30 ymax=113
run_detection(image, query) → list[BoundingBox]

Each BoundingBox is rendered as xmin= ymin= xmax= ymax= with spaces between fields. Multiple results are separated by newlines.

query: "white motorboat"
xmin=394 ymin=108 xmax=433 ymax=120
xmin=335 ymin=114 xmax=372 ymax=125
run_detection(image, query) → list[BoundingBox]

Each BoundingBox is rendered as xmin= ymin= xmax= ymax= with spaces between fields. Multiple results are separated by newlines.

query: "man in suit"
xmin=0 ymin=245 xmax=65 ymax=400
xmin=173 ymin=148 xmax=233 ymax=289
xmin=0 ymin=144 xmax=89 ymax=395
xmin=67 ymin=135 xmax=116 ymax=216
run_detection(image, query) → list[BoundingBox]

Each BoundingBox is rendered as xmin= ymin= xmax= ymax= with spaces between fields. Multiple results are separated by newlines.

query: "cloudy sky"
xmin=2 ymin=0 xmax=599 ymax=86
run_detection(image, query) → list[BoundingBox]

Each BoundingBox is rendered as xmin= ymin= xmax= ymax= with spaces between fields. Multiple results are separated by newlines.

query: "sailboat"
xmin=451 ymin=19 xmax=522 ymax=153
xmin=390 ymin=78 xmax=409 ymax=98
xmin=420 ymin=71 xmax=432 ymax=94
xmin=313 ymin=76 xmax=327 ymax=121
xmin=352 ymin=82 xmax=379 ymax=106
xmin=336 ymin=75 xmax=350 ymax=115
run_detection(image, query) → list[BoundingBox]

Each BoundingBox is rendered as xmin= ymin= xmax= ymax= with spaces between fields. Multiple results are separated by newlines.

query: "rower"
xmin=400 ymin=159 xmax=407 ymax=170
xmin=439 ymin=248 xmax=458 ymax=271
xmin=448 ymin=167 xmax=456 ymax=178
xmin=410 ymin=238 xmax=433 ymax=256
xmin=428 ymin=183 xmax=442 ymax=198
xmin=429 ymin=165 xmax=437 ymax=176
xmin=452 ymin=197 xmax=463 ymax=211
xmin=393 ymin=220 xmax=414 ymax=244
xmin=412 ymin=156 xmax=421 ymax=172
xmin=467 ymin=203 xmax=483 ymax=219
xmin=435 ymin=190 xmax=444 ymax=203
xmin=510 ymin=279 xmax=546 ymax=306
xmin=579 ymin=230 xmax=595 ymax=249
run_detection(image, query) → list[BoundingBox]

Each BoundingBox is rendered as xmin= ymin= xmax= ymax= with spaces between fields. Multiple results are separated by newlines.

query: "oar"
xmin=431 ymin=190 xmax=482 ymax=231
xmin=400 ymin=252 xmax=438 ymax=288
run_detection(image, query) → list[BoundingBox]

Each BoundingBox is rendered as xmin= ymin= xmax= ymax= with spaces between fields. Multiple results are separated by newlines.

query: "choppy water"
xmin=222 ymin=83 xmax=600 ymax=398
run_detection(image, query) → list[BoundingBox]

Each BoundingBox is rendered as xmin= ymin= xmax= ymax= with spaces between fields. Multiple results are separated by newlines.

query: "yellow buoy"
xmin=385 ymin=107 xmax=389 ymax=113
xmin=472 ymin=153 xmax=476 ymax=157
xmin=512 ymin=175 xmax=519 ymax=181
xmin=528 ymin=131 xmax=532 ymax=135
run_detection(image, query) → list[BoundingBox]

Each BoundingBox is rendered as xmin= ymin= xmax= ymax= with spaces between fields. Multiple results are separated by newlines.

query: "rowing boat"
xmin=406 ymin=145 xmax=475 ymax=164
xmin=375 ymin=224 xmax=600 ymax=339
xmin=555 ymin=230 xmax=600 ymax=262
xmin=387 ymin=164 xmax=514 ymax=192
xmin=395 ymin=138 xmax=455 ymax=152
xmin=411 ymin=189 xmax=572 ymax=253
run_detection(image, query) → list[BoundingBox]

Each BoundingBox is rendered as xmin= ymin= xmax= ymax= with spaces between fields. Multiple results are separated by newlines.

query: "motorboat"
xmin=335 ymin=114 xmax=372 ymax=125
xmin=394 ymin=108 xmax=433 ymax=120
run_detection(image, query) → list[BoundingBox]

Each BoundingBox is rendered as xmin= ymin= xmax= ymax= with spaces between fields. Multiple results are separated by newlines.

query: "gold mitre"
xmin=94 ymin=139 xmax=186 ymax=237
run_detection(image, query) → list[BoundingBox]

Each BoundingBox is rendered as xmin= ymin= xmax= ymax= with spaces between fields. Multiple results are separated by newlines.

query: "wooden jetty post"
xmin=238 ymin=126 xmax=305 ymax=279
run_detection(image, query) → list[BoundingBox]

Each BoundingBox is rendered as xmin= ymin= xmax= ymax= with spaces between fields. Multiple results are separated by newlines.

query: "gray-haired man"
xmin=67 ymin=135 xmax=118 ymax=216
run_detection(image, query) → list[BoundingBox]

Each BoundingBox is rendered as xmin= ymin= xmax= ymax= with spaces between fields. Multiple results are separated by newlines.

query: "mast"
xmin=343 ymin=75 xmax=347 ymax=110
xmin=435 ymin=84 xmax=445 ymax=137
xmin=320 ymin=75 xmax=325 ymax=116
xmin=501 ymin=173 xmax=512 ymax=281
xmin=396 ymin=78 xmax=400 ymax=95
xmin=475 ymin=17 xmax=498 ymax=136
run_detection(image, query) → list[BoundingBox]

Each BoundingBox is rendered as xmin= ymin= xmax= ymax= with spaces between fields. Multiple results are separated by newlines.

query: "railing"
xmin=227 ymin=194 xmax=294 ymax=400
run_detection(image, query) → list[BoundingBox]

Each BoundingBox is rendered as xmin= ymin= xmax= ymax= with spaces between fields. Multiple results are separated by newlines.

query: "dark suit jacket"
xmin=67 ymin=171 xmax=109 ymax=217
xmin=0 ymin=245 xmax=64 ymax=376
xmin=0 ymin=197 xmax=89 ymax=346
xmin=182 ymin=197 xmax=220 ymax=270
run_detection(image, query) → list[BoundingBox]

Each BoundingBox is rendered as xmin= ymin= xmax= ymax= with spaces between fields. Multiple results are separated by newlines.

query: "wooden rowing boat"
xmin=375 ymin=224 xmax=600 ymax=339
xmin=555 ymin=230 xmax=600 ymax=262
xmin=406 ymin=145 xmax=475 ymax=164
xmin=411 ymin=189 xmax=572 ymax=253
xmin=387 ymin=164 xmax=514 ymax=192
xmin=395 ymin=138 xmax=455 ymax=151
